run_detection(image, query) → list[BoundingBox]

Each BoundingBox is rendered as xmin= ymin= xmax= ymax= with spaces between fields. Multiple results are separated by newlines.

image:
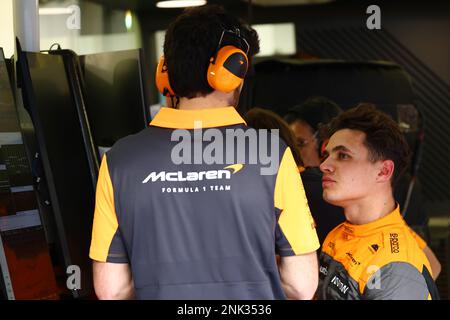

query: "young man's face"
xmin=319 ymin=128 xmax=383 ymax=207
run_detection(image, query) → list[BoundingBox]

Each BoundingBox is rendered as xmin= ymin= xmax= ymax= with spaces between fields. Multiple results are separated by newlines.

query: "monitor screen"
xmin=80 ymin=49 xmax=149 ymax=148
xmin=17 ymin=51 xmax=95 ymax=298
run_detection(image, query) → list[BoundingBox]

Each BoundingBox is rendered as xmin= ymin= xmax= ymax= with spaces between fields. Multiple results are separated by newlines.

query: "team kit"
xmin=89 ymin=6 xmax=439 ymax=300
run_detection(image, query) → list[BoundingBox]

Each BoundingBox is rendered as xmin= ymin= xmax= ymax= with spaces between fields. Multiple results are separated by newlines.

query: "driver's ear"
xmin=377 ymin=159 xmax=394 ymax=183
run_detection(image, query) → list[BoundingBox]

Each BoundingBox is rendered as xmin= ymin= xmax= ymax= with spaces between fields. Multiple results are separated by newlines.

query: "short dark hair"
xmin=328 ymin=103 xmax=410 ymax=186
xmin=285 ymin=97 xmax=342 ymax=157
xmin=245 ymin=108 xmax=304 ymax=167
xmin=164 ymin=5 xmax=260 ymax=98
xmin=284 ymin=96 xmax=342 ymax=132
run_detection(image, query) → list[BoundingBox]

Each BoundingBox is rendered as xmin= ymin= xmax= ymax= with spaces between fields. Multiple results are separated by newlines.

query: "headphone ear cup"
xmin=207 ymin=45 xmax=248 ymax=93
xmin=155 ymin=56 xmax=175 ymax=96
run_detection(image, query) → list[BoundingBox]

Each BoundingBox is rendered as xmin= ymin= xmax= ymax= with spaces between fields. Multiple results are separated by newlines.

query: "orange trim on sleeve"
xmin=274 ymin=147 xmax=320 ymax=254
xmin=89 ymin=155 xmax=119 ymax=262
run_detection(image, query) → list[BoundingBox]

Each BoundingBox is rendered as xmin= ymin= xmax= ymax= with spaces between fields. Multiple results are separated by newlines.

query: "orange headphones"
xmin=155 ymin=29 xmax=249 ymax=97
xmin=155 ymin=56 xmax=175 ymax=97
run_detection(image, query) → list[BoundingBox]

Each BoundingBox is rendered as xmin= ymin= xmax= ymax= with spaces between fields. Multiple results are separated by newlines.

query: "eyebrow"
xmin=325 ymin=145 xmax=354 ymax=154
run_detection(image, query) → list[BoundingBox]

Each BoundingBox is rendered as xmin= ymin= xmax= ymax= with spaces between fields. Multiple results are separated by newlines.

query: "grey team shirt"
xmin=89 ymin=107 xmax=320 ymax=299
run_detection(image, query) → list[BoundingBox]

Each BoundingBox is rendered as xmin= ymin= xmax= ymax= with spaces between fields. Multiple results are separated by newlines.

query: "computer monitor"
xmin=80 ymin=49 xmax=150 ymax=148
xmin=17 ymin=49 xmax=95 ymax=298
xmin=49 ymin=49 xmax=100 ymax=181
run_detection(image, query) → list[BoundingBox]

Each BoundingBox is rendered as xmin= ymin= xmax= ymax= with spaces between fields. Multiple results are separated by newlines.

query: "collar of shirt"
xmin=341 ymin=204 xmax=403 ymax=238
xmin=150 ymin=107 xmax=246 ymax=129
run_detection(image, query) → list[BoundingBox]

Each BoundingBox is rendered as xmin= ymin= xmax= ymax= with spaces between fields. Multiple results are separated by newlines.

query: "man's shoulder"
xmin=369 ymin=224 xmax=427 ymax=270
xmin=361 ymin=229 xmax=432 ymax=300
xmin=106 ymin=126 xmax=169 ymax=164
xmin=118 ymin=125 xmax=170 ymax=145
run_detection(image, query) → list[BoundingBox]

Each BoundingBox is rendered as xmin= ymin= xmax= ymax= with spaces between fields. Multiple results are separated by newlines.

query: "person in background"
xmin=317 ymin=103 xmax=439 ymax=299
xmin=245 ymin=108 xmax=303 ymax=169
xmin=285 ymin=97 xmax=342 ymax=169
xmin=284 ymin=97 xmax=345 ymax=244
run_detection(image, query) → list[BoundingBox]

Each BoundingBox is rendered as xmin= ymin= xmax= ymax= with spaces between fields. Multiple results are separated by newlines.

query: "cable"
xmin=40 ymin=43 xmax=63 ymax=54
xmin=49 ymin=43 xmax=62 ymax=51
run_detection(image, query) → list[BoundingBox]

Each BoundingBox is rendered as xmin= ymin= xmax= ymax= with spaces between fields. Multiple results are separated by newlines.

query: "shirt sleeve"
xmin=363 ymin=262 xmax=430 ymax=300
xmin=274 ymin=147 xmax=320 ymax=256
xmin=89 ymin=155 xmax=129 ymax=263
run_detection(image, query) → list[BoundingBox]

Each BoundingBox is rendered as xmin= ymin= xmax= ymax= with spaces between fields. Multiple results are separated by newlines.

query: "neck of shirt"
xmin=150 ymin=106 xmax=247 ymax=129
xmin=341 ymin=205 xmax=403 ymax=238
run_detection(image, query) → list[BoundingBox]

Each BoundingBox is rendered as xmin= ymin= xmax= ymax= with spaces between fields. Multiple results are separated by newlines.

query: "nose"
xmin=320 ymin=155 xmax=334 ymax=174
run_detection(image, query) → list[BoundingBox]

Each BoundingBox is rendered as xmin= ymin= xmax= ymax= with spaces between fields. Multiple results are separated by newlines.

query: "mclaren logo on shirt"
xmin=142 ymin=164 xmax=243 ymax=183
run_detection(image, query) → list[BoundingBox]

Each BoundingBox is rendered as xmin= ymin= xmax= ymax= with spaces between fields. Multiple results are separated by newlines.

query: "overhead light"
xmin=39 ymin=7 xmax=73 ymax=15
xmin=125 ymin=10 xmax=133 ymax=30
xmin=156 ymin=1 xmax=207 ymax=9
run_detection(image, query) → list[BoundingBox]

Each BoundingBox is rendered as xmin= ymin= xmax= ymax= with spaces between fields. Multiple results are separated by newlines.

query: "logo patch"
xmin=223 ymin=164 xmax=243 ymax=174
xmin=369 ymin=244 xmax=379 ymax=253
xmin=142 ymin=164 xmax=243 ymax=183
xmin=330 ymin=275 xmax=350 ymax=298
xmin=346 ymin=252 xmax=361 ymax=266
xmin=390 ymin=233 xmax=399 ymax=253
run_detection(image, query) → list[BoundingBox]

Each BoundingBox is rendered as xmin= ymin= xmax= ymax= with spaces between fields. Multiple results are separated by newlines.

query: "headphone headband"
xmin=215 ymin=29 xmax=250 ymax=57
xmin=156 ymin=27 xmax=250 ymax=97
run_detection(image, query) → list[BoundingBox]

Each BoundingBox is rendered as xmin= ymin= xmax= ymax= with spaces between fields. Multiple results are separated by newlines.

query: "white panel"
xmin=0 ymin=210 xmax=42 ymax=232
xmin=154 ymin=23 xmax=296 ymax=59
xmin=253 ymin=23 xmax=296 ymax=57
xmin=155 ymin=30 xmax=166 ymax=63
xmin=10 ymin=185 xmax=34 ymax=193
xmin=0 ymin=132 xmax=23 ymax=146
xmin=39 ymin=1 xmax=142 ymax=55
xmin=0 ymin=0 xmax=14 ymax=57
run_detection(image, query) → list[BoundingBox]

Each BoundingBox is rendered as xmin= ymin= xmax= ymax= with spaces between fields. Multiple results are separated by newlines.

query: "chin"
xmin=323 ymin=190 xmax=344 ymax=207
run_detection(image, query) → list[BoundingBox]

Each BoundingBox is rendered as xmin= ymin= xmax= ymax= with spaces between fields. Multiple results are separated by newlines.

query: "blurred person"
xmin=245 ymin=108 xmax=303 ymax=168
xmin=285 ymin=97 xmax=342 ymax=168
xmin=284 ymin=97 xmax=345 ymax=243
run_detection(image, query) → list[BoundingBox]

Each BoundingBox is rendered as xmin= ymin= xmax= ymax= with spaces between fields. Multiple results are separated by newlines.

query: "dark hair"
xmin=245 ymin=108 xmax=304 ymax=167
xmin=164 ymin=5 xmax=260 ymax=99
xmin=328 ymin=103 xmax=410 ymax=186
xmin=284 ymin=96 xmax=342 ymax=132
xmin=285 ymin=97 xmax=342 ymax=157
